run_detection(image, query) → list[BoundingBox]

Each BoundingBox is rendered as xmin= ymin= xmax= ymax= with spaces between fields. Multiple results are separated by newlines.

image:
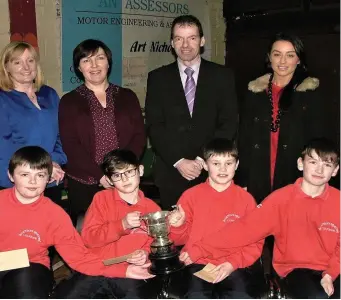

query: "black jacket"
xmin=236 ymin=73 xmax=331 ymax=203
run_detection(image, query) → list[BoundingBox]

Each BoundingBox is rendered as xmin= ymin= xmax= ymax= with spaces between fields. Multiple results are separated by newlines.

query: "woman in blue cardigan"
xmin=0 ymin=41 xmax=67 ymax=205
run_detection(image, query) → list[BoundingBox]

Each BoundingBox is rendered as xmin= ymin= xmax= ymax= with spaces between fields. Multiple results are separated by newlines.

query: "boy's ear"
xmin=331 ymin=165 xmax=339 ymax=177
xmin=297 ymin=157 xmax=304 ymax=171
xmin=7 ymin=171 xmax=14 ymax=183
xmin=138 ymin=165 xmax=144 ymax=177
xmin=105 ymin=176 xmax=114 ymax=186
xmin=203 ymin=161 xmax=208 ymax=172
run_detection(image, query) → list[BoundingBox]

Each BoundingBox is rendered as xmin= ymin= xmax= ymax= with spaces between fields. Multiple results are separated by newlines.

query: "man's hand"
xmin=210 ymin=262 xmax=234 ymax=283
xmin=126 ymin=263 xmax=155 ymax=280
xmin=50 ymin=162 xmax=65 ymax=185
xmin=99 ymin=175 xmax=113 ymax=189
xmin=122 ymin=211 xmax=141 ymax=230
xmin=168 ymin=204 xmax=186 ymax=227
xmin=179 ymin=251 xmax=193 ymax=266
xmin=126 ymin=250 xmax=148 ymax=266
xmin=176 ymin=159 xmax=202 ymax=181
xmin=321 ymin=274 xmax=334 ymax=297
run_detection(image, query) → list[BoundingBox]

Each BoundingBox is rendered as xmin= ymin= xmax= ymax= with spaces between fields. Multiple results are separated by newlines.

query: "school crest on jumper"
xmin=223 ymin=213 xmax=240 ymax=223
xmin=18 ymin=229 xmax=41 ymax=242
xmin=318 ymin=222 xmax=339 ymax=233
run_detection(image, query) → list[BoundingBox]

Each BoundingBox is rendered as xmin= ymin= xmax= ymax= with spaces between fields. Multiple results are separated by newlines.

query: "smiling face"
xmin=78 ymin=47 xmax=109 ymax=85
xmin=6 ymin=48 xmax=37 ymax=87
xmin=171 ymin=24 xmax=205 ymax=66
xmin=204 ymin=154 xmax=239 ymax=192
xmin=8 ymin=164 xmax=49 ymax=204
xmin=269 ymin=40 xmax=300 ymax=82
xmin=298 ymin=150 xmax=339 ymax=188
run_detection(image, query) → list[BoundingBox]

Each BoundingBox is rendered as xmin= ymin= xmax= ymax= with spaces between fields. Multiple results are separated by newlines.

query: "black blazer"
xmin=145 ymin=59 xmax=238 ymax=185
xmin=236 ymin=74 xmax=332 ymax=203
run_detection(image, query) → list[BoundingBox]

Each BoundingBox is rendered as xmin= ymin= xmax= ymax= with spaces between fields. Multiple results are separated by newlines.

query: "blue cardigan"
xmin=0 ymin=85 xmax=67 ymax=187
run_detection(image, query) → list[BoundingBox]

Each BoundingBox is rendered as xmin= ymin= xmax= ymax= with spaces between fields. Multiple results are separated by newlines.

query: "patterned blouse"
xmin=70 ymin=83 xmax=119 ymax=184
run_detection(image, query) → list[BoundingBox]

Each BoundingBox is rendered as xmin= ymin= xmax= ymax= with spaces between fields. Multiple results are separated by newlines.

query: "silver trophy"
xmin=141 ymin=210 xmax=184 ymax=275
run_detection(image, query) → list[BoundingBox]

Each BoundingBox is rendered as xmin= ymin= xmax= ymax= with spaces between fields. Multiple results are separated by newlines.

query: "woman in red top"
xmin=236 ymin=32 xmax=331 ymax=204
xmin=59 ymin=39 xmax=146 ymax=225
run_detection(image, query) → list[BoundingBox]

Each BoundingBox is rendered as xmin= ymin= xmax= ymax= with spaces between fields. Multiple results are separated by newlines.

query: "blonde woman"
xmin=0 ymin=42 xmax=66 ymax=205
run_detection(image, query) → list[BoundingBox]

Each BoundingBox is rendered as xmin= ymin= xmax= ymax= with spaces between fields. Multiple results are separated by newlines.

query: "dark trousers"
xmin=0 ymin=263 xmax=53 ymax=299
xmin=53 ymin=272 xmax=149 ymax=299
xmin=184 ymin=264 xmax=252 ymax=299
xmin=285 ymin=268 xmax=340 ymax=299
xmin=67 ymin=177 xmax=103 ymax=226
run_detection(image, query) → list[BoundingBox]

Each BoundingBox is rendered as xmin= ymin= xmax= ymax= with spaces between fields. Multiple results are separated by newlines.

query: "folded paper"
xmin=0 ymin=248 xmax=30 ymax=272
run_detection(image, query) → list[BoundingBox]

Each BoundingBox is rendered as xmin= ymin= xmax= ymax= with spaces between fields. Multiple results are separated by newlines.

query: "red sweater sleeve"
xmin=221 ymin=197 xmax=264 ymax=270
xmin=323 ymin=236 xmax=340 ymax=281
xmin=81 ymin=192 xmax=129 ymax=248
xmin=189 ymin=192 xmax=281 ymax=262
xmin=50 ymin=208 xmax=127 ymax=277
xmin=169 ymin=191 xmax=193 ymax=246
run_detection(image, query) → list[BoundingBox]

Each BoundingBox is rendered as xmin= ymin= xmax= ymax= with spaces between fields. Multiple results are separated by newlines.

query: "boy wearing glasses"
xmin=80 ymin=149 xmax=160 ymax=298
xmin=0 ymin=146 xmax=153 ymax=299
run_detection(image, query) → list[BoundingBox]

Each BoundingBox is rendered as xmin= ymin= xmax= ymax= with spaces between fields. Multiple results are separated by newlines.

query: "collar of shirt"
xmin=177 ymin=57 xmax=201 ymax=89
xmin=293 ymin=177 xmax=329 ymax=201
xmin=204 ymin=178 xmax=236 ymax=196
xmin=113 ymin=187 xmax=146 ymax=206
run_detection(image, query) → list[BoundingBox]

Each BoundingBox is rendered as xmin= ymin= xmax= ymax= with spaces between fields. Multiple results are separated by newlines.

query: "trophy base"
xmin=149 ymin=250 xmax=185 ymax=275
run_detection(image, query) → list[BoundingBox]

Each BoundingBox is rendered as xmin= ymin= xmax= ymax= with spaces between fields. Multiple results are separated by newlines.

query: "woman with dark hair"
xmin=59 ymin=39 xmax=146 ymax=224
xmin=236 ymin=33 xmax=331 ymax=203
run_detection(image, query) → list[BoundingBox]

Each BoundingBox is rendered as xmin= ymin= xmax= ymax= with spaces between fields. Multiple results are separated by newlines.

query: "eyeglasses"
xmin=111 ymin=168 xmax=138 ymax=182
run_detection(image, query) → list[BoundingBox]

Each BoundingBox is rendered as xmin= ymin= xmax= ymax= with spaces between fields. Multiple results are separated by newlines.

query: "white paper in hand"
xmin=0 ymin=248 xmax=30 ymax=271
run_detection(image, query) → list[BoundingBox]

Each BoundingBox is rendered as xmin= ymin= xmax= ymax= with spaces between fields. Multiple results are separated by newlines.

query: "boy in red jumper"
xmin=0 ymin=146 xmax=152 ymax=299
xmin=189 ymin=137 xmax=340 ymax=299
xmin=80 ymin=149 xmax=161 ymax=298
xmin=168 ymin=138 xmax=264 ymax=298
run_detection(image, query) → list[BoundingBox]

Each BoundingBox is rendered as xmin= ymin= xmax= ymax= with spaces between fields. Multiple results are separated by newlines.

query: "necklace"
xmin=268 ymin=74 xmax=282 ymax=132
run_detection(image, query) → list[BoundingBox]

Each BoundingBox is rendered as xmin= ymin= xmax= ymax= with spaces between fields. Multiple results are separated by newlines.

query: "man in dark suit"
xmin=145 ymin=15 xmax=238 ymax=209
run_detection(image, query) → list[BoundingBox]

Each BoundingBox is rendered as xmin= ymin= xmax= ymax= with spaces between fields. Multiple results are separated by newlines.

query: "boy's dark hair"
xmin=9 ymin=146 xmax=53 ymax=176
xmin=101 ymin=149 xmax=139 ymax=177
xmin=203 ymin=138 xmax=239 ymax=161
xmin=171 ymin=15 xmax=204 ymax=40
xmin=73 ymin=39 xmax=112 ymax=81
xmin=301 ymin=137 xmax=340 ymax=165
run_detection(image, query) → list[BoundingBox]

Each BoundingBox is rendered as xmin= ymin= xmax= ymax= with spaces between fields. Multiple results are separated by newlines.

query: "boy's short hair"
xmin=101 ymin=149 xmax=139 ymax=177
xmin=9 ymin=146 xmax=53 ymax=176
xmin=203 ymin=138 xmax=239 ymax=161
xmin=301 ymin=137 xmax=340 ymax=165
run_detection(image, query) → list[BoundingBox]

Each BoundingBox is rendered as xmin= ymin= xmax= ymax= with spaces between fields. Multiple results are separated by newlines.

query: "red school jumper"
xmin=169 ymin=181 xmax=264 ymax=270
xmin=191 ymin=178 xmax=340 ymax=280
xmin=81 ymin=189 xmax=160 ymax=275
xmin=0 ymin=188 xmax=126 ymax=277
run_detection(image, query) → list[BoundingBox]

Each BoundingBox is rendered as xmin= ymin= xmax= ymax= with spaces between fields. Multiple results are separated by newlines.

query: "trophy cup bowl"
xmin=141 ymin=210 xmax=185 ymax=275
